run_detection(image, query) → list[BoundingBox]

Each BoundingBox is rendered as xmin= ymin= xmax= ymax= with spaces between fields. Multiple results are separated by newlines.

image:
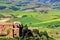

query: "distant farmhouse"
xmin=35 ymin=6 xmax=51 ymax=11
xmin=0 ymin=22 xmax=21 ymax=38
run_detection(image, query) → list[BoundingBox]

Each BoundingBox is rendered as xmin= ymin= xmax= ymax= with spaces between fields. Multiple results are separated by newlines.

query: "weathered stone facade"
xmin=0 ymin=22 xmax=21 ymax=38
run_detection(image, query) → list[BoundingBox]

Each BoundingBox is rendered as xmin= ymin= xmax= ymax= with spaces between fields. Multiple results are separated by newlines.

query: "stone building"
xmin=0 ymin=22 xmax=21 ymax=38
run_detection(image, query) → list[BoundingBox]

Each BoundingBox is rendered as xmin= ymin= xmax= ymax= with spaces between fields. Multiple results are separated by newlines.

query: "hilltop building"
xmin=0 ymin=22 xmax=21 ymax=38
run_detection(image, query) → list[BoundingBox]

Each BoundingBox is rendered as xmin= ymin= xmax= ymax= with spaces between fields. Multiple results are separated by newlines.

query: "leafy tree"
xmin=19 ymin=24 xmax=23 ymax=37
xmin=43 ymin=31 xmax=49 ymax=38
xmin=41 ymin=35 xmax=47 ymax=40
xmin=33 ymin=29 xmax=39 ymax=35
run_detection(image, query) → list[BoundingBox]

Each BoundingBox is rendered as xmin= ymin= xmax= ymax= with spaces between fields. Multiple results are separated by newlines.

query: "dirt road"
xmin=0 ymin=18 xmax=10 ymax=22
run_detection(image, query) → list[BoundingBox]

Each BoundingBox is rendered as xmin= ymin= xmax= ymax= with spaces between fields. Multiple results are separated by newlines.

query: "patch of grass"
xmin=4 ymin=11 xmax=60 ymax=27
xmin=31 ymin=19 xmax=60 ymax=27
xmin=13 ymin=17 xmax=42 ymax=26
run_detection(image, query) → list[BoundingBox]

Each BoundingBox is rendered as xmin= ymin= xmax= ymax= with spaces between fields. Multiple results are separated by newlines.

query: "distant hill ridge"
xmin=0 ymin=0 xmax=60 ymax=11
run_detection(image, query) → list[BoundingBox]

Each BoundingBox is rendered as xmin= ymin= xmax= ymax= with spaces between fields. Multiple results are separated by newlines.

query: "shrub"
xmin=6 ymin=28 xmax=10 ymax=35
xmin=22 ymin=15 xmax=28 ymax=18
xmin=47 ymin=25 xmax=60 ymax=28
xmin=33 ymin=29 xmax=39 ymax=35
xmin=41 ymin=35 xmax=47 ymax=40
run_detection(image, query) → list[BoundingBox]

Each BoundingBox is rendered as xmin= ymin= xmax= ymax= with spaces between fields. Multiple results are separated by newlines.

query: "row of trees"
xmin=18 ymin=24 xmax=55 ymax=40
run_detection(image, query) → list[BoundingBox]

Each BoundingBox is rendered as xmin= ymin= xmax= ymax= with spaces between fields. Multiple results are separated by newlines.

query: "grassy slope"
xmin=0 ymin=10 xmax=60 ymax=27
xmin=0 ymin=10 xmax=60 ymax=40
xmin=31 ymin=19 xmax=60 ymax=26
xmin=7 ymin=10 xmax=60 ymax=27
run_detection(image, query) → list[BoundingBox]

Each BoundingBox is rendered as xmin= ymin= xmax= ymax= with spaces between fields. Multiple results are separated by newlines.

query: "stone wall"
xmin=0 ymin=22 xmax=20 ymax=38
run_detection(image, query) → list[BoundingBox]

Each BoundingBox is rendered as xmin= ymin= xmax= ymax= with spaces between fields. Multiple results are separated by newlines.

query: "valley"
xmin=0 ymin=0 xmax=60 ymax=40
xmin=0 ymin=10 xmax=60 ymax=40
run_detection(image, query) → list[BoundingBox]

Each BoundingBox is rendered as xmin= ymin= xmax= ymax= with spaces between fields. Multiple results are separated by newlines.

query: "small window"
xmin=13 ymin=25 xmax=15 ymax=28
xmin=17 ymin=25 xmax=19 ymax=28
